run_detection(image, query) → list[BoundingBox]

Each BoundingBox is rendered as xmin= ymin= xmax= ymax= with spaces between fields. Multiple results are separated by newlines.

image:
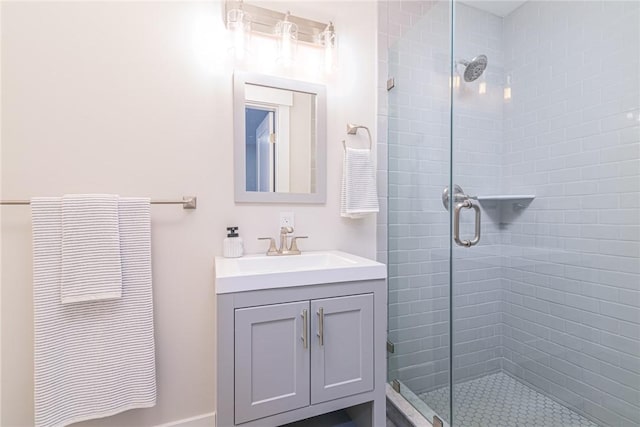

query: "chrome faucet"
xmin=258 ymin=227 xmax=308 ymax=256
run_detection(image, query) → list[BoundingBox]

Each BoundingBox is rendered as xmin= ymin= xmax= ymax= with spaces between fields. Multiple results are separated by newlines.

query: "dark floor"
xmin=280 ymin=409 xmax=399 ymax=426
xmin=281 ymin=410 xmax=353 ymax=426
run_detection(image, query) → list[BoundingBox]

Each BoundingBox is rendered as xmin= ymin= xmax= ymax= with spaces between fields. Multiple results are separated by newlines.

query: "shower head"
xmin=458 ymin=54 xmax=488 ymax=82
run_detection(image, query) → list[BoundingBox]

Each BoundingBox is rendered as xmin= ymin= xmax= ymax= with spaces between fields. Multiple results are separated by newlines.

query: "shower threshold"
xmin=419 ymin=372 xmax=599 ymax=427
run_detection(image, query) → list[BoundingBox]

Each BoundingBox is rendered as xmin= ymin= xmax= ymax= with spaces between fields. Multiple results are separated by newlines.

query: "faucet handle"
xmin=280 ymin=226 xmax=294 ymax=234
xmin=258 ymin=237 xmax=278 ymax=255
xmin=289 ymin=236 xmax=308 ymax=253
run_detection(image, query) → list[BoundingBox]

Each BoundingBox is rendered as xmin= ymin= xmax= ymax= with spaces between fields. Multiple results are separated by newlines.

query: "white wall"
xmin=0 ymin=1 xmax=377 ymax=425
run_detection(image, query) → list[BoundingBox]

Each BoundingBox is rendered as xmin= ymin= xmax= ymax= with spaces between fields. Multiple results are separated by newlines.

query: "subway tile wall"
xmin=380 ymin=1 xmax=640 ymax=426
xmin=501 ymin=2 xmax=640 ymax=426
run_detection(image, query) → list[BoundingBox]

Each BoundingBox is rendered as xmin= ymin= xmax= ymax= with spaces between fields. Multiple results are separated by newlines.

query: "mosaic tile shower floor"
xmin=418 ymin=372 xmax=599 ymax=427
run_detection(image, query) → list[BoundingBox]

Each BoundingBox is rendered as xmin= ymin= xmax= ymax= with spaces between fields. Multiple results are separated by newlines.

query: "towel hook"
xmin=343 ymin=124 xmax=372 ymax=151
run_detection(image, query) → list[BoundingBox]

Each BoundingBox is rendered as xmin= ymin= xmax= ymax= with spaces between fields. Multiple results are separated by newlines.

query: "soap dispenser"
xmin=223 ymin=227 xmax=244 ymax=258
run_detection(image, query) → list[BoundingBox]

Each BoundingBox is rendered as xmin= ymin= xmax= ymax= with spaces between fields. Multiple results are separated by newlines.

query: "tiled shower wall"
xmin=383 ymin=0 xmax=506 ymax=393
xmin=500 ymin=2 xmax=640 ymax=426
xmin=380 ymin=1 xmax=640 ymax=426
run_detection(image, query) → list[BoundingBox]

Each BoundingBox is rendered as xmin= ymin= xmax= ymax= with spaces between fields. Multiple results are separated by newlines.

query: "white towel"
xmin=340 ymin=147 xmax=380 ymax=218
xmin=33 ymin=197 xmax=156 ymax=427
xmin=61 ymin=194 xmax=122 ymax=304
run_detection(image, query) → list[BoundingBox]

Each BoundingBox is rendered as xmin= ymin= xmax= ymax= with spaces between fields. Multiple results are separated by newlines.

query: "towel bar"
xmin=0 ymin=196 xmax=197 ymax=209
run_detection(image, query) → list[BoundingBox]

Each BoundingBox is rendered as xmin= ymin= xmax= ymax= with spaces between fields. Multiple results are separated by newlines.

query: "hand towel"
xmin=61 ymin=194 xmax=122 ymax=304
xmin=340 ymin=147 xmax=380 ymax=218
xmin=33 ymin=197 xmax=156 ymax=427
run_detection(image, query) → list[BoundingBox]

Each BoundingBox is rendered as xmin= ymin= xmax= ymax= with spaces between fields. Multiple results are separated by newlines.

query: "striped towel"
xmin=340 ymin=147 xmax=380 ymax=218
xmin=61 ymin=194 xmax=122 ymax=304
xmin=33 ymin=197 xmax=156 ymax=427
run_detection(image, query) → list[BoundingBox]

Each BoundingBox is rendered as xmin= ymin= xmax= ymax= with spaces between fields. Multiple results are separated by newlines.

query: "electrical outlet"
xmin=280 ymin=212 xmax=295 ymax=229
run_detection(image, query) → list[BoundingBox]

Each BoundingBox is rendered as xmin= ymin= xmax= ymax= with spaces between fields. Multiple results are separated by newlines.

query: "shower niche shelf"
xmin=476 ymin=195 xmax=535 ymax=201
xmin=476 ymin=194 xmax=535 ymax=203
xmin=476 ymin=195 xmax=535 ymax=211
xmin=475 ymin=195 xmax=535 ymax=223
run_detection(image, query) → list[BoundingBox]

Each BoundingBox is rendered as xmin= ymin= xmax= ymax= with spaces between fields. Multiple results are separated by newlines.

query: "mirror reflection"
xmin=244 ymin=84 xmax=317 ymax=194
xmin=234 ymin=72 xmax=326 ymax=204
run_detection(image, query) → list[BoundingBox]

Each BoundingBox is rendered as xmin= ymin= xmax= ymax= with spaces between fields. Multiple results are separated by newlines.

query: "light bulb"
xmin=226 ymin=6 xmax=251 ymax=62
xmin=478 ymin=75 xmax=487 ymax=94
xmin=275 ymin=12 xmax=298 ymax=68
xmin=449 ymin=74 xmax=460 ymax=89
xmin=321 ymin=22 xmax=337 ymax=74
xmin=504 ymin=75 xmax=512 ymax=100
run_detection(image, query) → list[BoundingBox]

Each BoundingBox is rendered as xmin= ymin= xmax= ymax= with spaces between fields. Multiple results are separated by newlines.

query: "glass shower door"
xmin=386 ymin=0 xmax=453 ymax=424
xmin=446 ymin=1 xmax=505 ymax=425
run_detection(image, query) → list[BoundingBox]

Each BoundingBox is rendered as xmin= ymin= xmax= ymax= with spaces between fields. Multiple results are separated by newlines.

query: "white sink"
xmin=215 ymin=250 xmax=386 ymax=294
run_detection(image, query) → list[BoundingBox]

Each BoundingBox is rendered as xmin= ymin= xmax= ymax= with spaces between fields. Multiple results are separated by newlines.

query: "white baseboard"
xmin=155 ymin=412 xmax=216 ymax=427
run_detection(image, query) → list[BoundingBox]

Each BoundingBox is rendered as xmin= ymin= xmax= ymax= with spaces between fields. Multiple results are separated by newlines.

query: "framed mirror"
xmin=233 ymin=72 xmax=327 ymax=203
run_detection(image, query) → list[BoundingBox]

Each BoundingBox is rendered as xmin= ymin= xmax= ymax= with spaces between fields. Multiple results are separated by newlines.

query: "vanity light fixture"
xmin=224 ymin=1 xmax=337 ymax=72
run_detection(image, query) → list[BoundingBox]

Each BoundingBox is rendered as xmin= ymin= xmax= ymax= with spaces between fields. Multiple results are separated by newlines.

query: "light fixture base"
xmin=224 ymin=0 xmax=333 ymax=46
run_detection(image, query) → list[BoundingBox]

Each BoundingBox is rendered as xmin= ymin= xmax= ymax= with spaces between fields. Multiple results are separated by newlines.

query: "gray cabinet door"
xmin=310 ymin=293 xmax=374 ymax=404
xmin=234 ymin=301 xmax=310 ymax=424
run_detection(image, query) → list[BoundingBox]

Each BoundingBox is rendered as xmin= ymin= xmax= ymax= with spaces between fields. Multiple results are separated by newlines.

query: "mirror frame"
xmin=233 ymin=72 xmax=327 ymax=203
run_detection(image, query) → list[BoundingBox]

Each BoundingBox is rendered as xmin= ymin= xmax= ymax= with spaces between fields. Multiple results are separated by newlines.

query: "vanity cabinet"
xmin=234 ymin=294 xmax=374 ymax=424
xmin=216 ymin=277 xmax=386 ymax=427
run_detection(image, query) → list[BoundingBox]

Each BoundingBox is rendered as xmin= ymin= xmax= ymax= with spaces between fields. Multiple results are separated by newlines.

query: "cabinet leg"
xmin=346 ymin=400 xmax=385 ymax=427
xmin=373 ymin=398 xmax=386 ymax=426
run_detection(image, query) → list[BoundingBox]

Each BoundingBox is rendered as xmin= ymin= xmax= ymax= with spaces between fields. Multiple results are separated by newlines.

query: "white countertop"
xmin=214 ymin=250 xmax=386 ymax=294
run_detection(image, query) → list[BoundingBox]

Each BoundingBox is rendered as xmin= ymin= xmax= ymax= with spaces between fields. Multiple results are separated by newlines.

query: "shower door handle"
xmin=453 ymin=200 xmax=481 ymax=247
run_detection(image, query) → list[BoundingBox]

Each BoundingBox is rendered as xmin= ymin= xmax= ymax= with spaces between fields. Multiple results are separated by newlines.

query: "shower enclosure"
xmin=384 ymin=1 xmax=639 ymax=426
